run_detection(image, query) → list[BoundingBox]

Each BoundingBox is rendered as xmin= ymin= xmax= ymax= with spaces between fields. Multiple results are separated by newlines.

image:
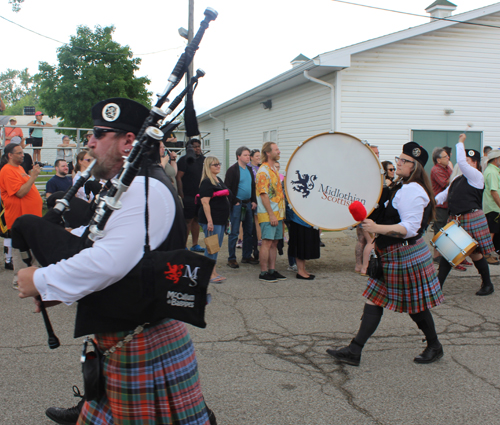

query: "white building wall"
xmin=200 ymin=81 xmax=331 ymax=177
xmin=199 ymin=12 xmax=500 ymax=169
xmin=340 ymin=13 xmax=500 ymax=162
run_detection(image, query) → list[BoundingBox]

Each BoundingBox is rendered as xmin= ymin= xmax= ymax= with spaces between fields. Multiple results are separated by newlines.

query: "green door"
xmin=412 ymin=130 xmax=482 ymax=176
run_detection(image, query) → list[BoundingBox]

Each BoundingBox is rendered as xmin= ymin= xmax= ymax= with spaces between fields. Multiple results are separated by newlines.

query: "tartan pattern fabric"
xmin=363 ymin=237 xmax=444 ymax=313
xmin=77 ymin=319 xmax=209 ymax=425
xmin=448 ymin=210 xmax=494 ymax=256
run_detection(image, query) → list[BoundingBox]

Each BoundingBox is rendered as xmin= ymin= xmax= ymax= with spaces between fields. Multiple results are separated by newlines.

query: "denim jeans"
xmin=200 ymin=223 xmax=226 ymax=262
xmin=228 ymin=202 xmax=253 ymax=260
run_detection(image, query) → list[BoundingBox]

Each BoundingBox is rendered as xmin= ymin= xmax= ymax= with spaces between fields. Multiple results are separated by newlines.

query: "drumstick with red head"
xmin=349 ymin=201 xmax=374 ymax=238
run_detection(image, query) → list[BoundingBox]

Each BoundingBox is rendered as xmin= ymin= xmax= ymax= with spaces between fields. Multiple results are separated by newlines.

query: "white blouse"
xmin=392 ymin=182 xmax=430 ymax=238
xmin=435 ymin=142 xmax=484 ymax=206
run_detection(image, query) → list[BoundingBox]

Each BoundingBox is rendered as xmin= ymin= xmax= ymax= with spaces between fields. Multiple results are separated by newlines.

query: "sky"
xmin=1 ymin=0 xmax=498 ymax=114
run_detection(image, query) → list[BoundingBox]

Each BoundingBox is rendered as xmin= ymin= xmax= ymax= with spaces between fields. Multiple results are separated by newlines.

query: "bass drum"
xmin=285 ymin=132 xmax=383 ymax=231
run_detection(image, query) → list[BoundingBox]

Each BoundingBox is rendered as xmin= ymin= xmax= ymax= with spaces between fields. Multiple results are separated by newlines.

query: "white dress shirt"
xmin=435 ymin=142 xmax=484 ymax=206
xmin=392 ymin=182 xmax=430 ymax=239
xmin=34 ymin=176 xmax=176 ymax=304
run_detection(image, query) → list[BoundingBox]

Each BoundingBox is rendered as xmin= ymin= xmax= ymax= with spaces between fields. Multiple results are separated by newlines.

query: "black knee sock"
xmin=473 ymin=257 xmax=492 ymax=287
xmin=410 ymin=310 xmax=439 ymax=348
xmin=351 ymin=304 xmax=384 ymax=355
xmin=437 ymin=257 xmax=452 ymax=289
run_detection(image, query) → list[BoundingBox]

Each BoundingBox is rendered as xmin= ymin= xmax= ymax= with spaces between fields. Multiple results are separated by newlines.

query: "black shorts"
xmin=183 ymin=195 xmax=197 ymax=220
xmin=485 ymin=211 xmax=500 ymax=234
xmin=31 ymin=137 xmax=43 ymax=148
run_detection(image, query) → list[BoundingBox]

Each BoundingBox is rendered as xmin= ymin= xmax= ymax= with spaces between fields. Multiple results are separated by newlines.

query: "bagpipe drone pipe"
xmin=12 ymin=8 xmax=218 ymax=347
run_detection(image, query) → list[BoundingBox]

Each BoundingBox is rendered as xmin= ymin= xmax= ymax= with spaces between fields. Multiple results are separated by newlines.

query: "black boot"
xmin=45 ymin=386 xmax=84 ymax=425
xmin=326 ymin=304 xmax=383 ymax=366
xmin=327 ymin=339 xmax=362 ymax=366
xmin=473 ymin=257 xmax=494 ymax=296
xmin=410 ymin=310 xmax=443 ymax=364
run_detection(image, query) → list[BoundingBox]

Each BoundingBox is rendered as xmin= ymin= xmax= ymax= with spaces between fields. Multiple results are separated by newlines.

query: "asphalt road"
xmin=1 ymin=230 xmax=499 ymax=425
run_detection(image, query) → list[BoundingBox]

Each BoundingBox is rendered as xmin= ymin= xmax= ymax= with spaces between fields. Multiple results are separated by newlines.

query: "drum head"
xmin=285 ymin=132 xmax=383 ymax=231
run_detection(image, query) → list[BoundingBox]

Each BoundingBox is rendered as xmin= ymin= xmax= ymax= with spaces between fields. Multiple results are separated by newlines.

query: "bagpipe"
xmin=12 ymin=8 xmax=218 ymax=348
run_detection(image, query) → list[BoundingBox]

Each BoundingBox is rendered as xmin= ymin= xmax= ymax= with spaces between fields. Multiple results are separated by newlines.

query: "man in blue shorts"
xmin=256 ymin=142 xmax=286 ymax=282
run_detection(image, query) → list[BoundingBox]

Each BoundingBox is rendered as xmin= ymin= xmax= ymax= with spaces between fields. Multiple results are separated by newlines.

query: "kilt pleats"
xmin=363 ymin=237 xmax=444 ymax=313
xmin=77 ymin=319 xmax=209 ymax=425
xmin=448 ymin=210 xmax=494 ymax=256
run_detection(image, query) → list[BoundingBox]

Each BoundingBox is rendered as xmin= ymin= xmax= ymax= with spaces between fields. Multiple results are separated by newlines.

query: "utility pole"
xmin=187 ymin=0 xmax=194 ymax=81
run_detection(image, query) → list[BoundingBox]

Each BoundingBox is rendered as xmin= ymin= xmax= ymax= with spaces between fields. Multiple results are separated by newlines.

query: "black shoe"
xmin=241 ymin=257 xmax=259 ymax=265
xmin=259 ymin=272 xmax=277 ymax=283
xmin=271 ymin=270 xmax=287 ymax=281
xmin=4 ymin=261 xmax=13 ymax=270
xmin=207 ymin=406 xmax=217 ymax=425
xmin=326 ymin=345 xmax=361 ymax=366
xmin=45 ymin=398 xmax=84 ymax=425
xmin=296 ymin=273 xmax=315 ymax=280
xmin=476 ymin=284 xmax=494 ymax=296
xmin=414 ymin=343 xmax=444 ymax=364
xmin=319 ymin=240 xmax=325 ymax=247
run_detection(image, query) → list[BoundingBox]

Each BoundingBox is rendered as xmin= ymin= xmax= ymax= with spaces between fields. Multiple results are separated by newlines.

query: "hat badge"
xmin=468 ymin=150 xmax=475 ymax=157
xmin=102 ymin=103 xmax=120 ymax=122
xmin=412 ymin=147 xmax=421 ymax=157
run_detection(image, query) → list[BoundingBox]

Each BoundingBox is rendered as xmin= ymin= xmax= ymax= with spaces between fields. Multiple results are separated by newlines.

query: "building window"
xmin=263 ymin=130 xmax=277 ymax=142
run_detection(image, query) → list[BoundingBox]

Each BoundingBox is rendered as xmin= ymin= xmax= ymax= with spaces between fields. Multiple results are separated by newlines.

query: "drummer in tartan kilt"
xmin=327 ymin=142 xmax=444 ymax=366
xmin=435 ymin=133 xmax=495 ymax=296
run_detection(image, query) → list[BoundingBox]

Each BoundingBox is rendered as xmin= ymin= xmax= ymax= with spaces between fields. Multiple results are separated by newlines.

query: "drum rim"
xmin=431 ymin=220 xmax=457 ymax=244
xmin=284 ymin=132 xmax=384 ymax=231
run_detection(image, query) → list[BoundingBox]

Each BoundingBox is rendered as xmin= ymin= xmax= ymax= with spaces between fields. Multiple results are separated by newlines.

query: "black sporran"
xmin=367 ymin=250 xmax=384 ymax=282
xmin=81 ymin=338 xmax=105 ymax=402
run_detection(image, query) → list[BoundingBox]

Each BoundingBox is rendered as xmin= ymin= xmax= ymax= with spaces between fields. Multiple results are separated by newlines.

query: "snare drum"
xmin=285 ymin=132 xmax=384 ymax=230
xmin=431 ymin=221 xmax=478 ymax=266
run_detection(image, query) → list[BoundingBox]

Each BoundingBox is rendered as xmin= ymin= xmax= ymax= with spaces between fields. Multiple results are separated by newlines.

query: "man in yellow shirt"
xmin=256 ymin=142 xmax=286 ymax=283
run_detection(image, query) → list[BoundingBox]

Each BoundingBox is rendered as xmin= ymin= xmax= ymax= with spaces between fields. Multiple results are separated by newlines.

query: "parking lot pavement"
xmin=1 ymin=229 xmax=499 ymax=424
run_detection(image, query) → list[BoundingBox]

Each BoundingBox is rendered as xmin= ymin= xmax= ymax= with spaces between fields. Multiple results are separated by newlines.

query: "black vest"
xmin=74 ymin=164 xmax=187 ymax=337
xmin=447 ymin=175 xmax=483 ymax=216
xmin=375 ymin=184 xmax=432 ymax=249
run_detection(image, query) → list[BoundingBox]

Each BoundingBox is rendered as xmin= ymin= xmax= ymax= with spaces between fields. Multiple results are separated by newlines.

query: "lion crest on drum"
xmin=291 ymin=170 xmax=317 ymax=198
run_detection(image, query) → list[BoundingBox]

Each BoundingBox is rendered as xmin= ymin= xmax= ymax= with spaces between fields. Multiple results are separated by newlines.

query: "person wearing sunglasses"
xmin=198 ymin=156 xmax=231 ymax=282
xmin=435 ymin=134 xmax=495 ymax=296
xmin=327 ymin=142 xmax=444 ymax=366
xmin=381 ymin=161 xmax=396 ymax=188
xmin=17 ymin=97 xmax=214 ymax=425
xmin=73 ymin=150 xmax=97 ymax=202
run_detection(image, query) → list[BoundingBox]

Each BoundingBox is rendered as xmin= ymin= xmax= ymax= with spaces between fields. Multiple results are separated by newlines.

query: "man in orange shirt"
xmin=4 ymin=117 xmax=24 ymax=145
xmin=0 ymin=144 xmax=42 ymax=269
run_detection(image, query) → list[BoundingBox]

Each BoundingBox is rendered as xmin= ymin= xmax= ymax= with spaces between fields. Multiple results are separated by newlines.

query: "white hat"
xmin=10 ymin=136 xmax=22 ymax=145
xmin=487 ymin=149 xmax=500 ymax=161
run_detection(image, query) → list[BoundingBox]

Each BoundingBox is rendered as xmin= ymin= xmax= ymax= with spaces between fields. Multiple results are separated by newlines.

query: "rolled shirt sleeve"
xmin=393 ymin=183 xmax=430 ymax=238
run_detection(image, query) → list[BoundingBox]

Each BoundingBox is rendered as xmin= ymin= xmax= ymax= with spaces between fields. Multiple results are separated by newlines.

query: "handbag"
xmin=205 ymin=232 xmax=220 ymax=254
xmin=81 ymin=338 xmax=105 ymax=402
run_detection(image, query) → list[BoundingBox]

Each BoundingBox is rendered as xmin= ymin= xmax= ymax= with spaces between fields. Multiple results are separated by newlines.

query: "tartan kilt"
xmin=363 ymin=237 xmax=444 ymax=313
xmin=77 ymin=319 xmax=210 ymax=425
xmin=448 ymin=210 xmax=494 ymax=256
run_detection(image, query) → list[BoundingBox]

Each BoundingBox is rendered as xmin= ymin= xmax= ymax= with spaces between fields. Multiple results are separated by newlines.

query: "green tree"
xmin=38 ymin=25 xmax=151 ymax=129
xmin=0 ymin=68 xmax=40 ymax=114
xmin=8 ymin=0 xmax=24 ymax=12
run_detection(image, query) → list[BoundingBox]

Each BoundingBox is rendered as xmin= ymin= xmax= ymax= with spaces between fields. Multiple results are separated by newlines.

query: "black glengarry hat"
xmin=466 ymin=148 xmax=480 ymax=164
xmin=92 ymin=98 xmax=149 ymax=134
xmin=402 ymin=142 xmax=428 ymax=167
